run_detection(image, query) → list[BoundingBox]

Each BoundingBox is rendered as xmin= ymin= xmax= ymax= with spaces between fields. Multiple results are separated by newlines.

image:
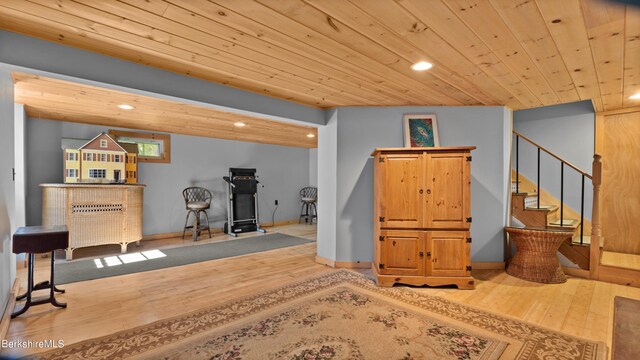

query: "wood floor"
xmin=3 ymin=223 xmax=639 ymax=358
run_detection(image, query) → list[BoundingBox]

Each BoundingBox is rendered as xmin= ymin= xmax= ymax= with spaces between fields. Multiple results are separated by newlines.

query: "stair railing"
xmin=513 ymin=131 xmax=593 ymax=245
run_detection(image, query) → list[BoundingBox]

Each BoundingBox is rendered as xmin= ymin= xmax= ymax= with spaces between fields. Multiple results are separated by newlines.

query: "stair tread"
xmin=549 ymin=218 xmax=578 ymax=226
xmin=525 ymin=204 xmax=559 ymax=211
xmin=512 ymin=191 xmax=537 ymax=196
xmin=571 ymin=235 xmax=591 ymax=245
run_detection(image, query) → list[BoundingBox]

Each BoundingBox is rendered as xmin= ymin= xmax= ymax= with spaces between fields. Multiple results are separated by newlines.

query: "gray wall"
xmin=318 ymin=106 xmax=511 ymax=263
xmin=0 ymin=30 xmax=324 ymax=126
xmin=0 ymin=68 xmax=16 ymax=315
xmin=26 ymin=118 xmax=310 ymax=235
xmin=309 ymin=149 xmax=318 ymax=187
xmin=513 ymin=101 xmax=594 ymax=219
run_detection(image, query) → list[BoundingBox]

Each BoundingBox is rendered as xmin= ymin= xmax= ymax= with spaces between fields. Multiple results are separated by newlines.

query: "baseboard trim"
xmin=142 ymin=219 xmax=301 ymax=241
xmin=315 ymin=255 xmax=335 ymax=267
xmin=562 ymin=266 xmax=590 ymax=279
xmin=335 ymin=261 xmax=372 ymax=269
xmin=0 ymin=280 xmax=18 ymax=343
xmin=259 ymin=219 xmax=300 ymax=228
xmin=471 ymin=262 xmax=505 ymax=270
xmin=315 ymin=256 xmax=371 ymax=269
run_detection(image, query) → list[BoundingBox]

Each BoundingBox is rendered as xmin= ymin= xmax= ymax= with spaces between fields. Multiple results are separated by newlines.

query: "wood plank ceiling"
xmin=1 ymin=0 xmax=639 ymax=112
xmin=13 ymin=72 xmax=319 ymax=148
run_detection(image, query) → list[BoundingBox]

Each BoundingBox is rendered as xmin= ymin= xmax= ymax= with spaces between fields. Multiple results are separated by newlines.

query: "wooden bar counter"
xmin=41 ymin=183 xmax=144 ymax=260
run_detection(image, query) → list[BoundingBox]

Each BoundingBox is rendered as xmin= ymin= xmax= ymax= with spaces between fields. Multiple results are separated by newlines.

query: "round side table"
xmin=505 ymin=227 xmax=575 ymax=284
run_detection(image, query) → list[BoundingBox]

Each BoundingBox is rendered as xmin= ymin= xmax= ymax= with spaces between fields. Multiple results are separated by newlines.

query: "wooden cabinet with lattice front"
xmin=372 ymin=147 xmax=475 ymax=289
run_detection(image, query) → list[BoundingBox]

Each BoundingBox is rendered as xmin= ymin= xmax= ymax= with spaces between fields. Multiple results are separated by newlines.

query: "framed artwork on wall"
xmin=403 ymin=114 xmax=439 ymax=147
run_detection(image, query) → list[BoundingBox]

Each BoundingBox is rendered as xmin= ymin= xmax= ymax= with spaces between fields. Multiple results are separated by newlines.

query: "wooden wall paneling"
xmin=442 ymin=0 xmax=559 ymax=106
xmin=490 ymin=0 xmax=579 ymax=104
xmin=535 ymin=0 xmax=604 ymax=112
xmin=623 ymin=5 xmax=640 ymax=109
xmin=72 ymin=0 xmax=394 ymax=106
xmin=300 ymin=0 xmax=499 ymax=106
xmin=396 ymin=0 xmax=543 ymax=109
xmin=581 ymin=0 xmax=626 ymax=111
xmin=210 ymin=0 xmax=465 ymax=106
xmin=601 ymin=111 xmax=640 ymax=254
xmin=5 ymin=0 xmax=348 ymax=107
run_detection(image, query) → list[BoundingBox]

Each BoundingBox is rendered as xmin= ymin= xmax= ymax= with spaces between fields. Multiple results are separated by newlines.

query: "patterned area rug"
xmin=33 ymin=270 xmax=606 ymax=360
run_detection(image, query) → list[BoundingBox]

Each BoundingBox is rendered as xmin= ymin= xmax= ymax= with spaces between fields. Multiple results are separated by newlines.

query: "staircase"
xmin=510 ymin=132 xmax=598 ymax=271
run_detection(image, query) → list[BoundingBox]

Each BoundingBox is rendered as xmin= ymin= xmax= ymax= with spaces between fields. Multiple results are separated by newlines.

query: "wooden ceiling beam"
xmin=14 ymin=72 xmax=318 ymax=148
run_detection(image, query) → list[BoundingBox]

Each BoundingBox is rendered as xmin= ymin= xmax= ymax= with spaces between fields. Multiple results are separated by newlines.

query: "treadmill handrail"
xmin=222 ymin=176 xmax=236 ymax=188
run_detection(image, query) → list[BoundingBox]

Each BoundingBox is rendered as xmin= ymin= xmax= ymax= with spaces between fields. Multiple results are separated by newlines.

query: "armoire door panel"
xmin=426 ymin=231 xmax=471 ymax=277
xmin=425 ymin=152 xmax=471 ymax=229
xmin=379 ymin=154 xmax=423 ymax=228
xmin=379 ymin=230 xmax=424 ymax=276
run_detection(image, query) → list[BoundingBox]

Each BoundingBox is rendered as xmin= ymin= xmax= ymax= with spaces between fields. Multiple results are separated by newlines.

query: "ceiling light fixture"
xmin=630 ymin=93 xmax=640 ymax=100
xmin=117 ymin=104 xmax=135 ymax=110
xmin=234 ymin=122 xmax=246 ymax=127
xmin=411 ymin=61 xmax=433 ymax=71
xmin=307 ymin=133 xmax=315 ymax=138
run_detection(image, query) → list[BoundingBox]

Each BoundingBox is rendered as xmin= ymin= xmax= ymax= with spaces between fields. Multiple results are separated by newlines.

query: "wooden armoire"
xmin=371 ymin=147 xmax=475 ymax=289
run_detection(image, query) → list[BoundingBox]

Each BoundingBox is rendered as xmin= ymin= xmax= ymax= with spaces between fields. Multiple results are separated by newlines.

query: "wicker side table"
xmin=505 ymin=227 xmax=574 ymax=284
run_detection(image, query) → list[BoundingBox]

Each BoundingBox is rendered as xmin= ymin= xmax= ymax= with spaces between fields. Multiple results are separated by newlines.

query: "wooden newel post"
xmin=590 ymin=154 xmax=602 ymax=279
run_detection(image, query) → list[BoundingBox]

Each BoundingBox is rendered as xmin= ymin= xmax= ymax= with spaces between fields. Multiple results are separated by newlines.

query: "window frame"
xmin=109 ymin=130 xmax=171 ymax=163
xmin=88 ymin=168 xmax=107 ymax=179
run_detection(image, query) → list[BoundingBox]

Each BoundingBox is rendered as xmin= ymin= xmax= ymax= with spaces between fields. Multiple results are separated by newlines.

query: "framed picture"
xmin=403 ymin=114 xmax=439 ymax=147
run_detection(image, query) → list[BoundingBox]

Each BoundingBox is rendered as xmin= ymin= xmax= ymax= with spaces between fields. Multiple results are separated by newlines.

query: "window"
xmin=127 ymin=171 xmax=136 ymax=179
xmin=86 ymin=153 xmax=94 ymax=161
xmin=127 ymin=155 xmax=137 ymax=164
xmin=100 ymin=153 xmax=108 ymax=162
xmin=109 ymin=130 xmax=171 ymax=163
xmin=89 ymin=169 xmax=106 ymax=178
xmin=67 ymin=169 xmax=78 ymax=178
xmin=114 ymin=154 xmax=123 ymax=163
xmin=67 ymin=152 xmax=78 ymax=161
xmin=100 ymin=139 xmax=108 ymax=148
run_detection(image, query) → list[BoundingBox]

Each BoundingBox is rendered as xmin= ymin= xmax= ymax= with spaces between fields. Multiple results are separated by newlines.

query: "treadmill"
xmin=222 ymin=168 xmax=266 ymax=237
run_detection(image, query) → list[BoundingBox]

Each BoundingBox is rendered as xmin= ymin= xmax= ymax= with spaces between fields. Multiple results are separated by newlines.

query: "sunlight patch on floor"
xmin=95 ymin=250 xmax=168 ymax=268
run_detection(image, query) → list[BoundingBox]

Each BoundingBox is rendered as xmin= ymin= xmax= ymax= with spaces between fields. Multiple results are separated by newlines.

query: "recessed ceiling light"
xmin=411 ymin=61 xmax=433 ymax=71
xmin=234 ymin=122 xmax=246 ymax=127
xmin=307 ymin=133 xmax=315 ymax=138
xmin=630 ymin=93 xmax=640 ymax=100
xmin=117 ymin=104 xmax=135 ymax=110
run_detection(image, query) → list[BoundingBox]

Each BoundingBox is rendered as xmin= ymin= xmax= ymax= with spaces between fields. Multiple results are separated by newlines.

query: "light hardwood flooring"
xmin=3 ymin=223 xmax=639 ymax=358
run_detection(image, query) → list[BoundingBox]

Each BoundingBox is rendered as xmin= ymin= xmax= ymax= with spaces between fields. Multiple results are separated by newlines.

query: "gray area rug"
xmin=55 ymin=233 xmax=313 ymax=284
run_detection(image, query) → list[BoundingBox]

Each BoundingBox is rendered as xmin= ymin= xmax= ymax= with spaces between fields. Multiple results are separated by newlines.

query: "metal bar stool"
xmin=12 ymin=225 xmax=68 ymax=318
xmin=182 ymin=187 xmax=212 ymax=241
xmin=299 ymin=187 xmax=317 ymax=225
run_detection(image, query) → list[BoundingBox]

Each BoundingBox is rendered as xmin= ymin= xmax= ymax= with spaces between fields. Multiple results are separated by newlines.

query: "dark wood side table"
xmin=12 ymin=225 xmax=69 ymax=318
